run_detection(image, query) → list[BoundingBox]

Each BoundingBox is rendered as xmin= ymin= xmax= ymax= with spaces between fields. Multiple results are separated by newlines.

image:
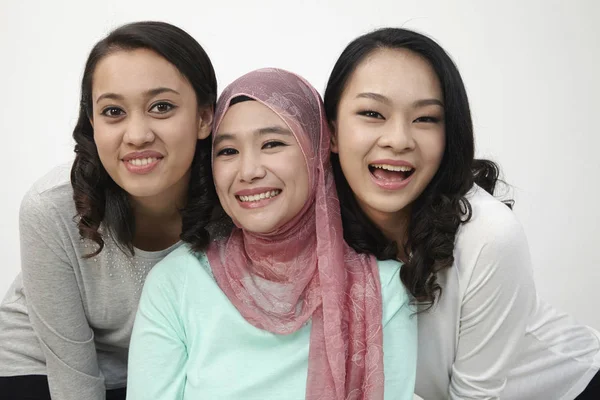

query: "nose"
xmin=377 ymin=120 xmax=416 ymax=152
xmin=239 ymin=151 xmax=267 ymax=183
xmin=123 ymin=113 xmax=155 ymax=146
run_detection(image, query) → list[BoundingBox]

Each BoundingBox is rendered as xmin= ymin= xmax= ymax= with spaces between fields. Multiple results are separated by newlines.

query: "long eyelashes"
xmin=100 ymin=106 xmax=125 ymax=117
xmin=358 ymin=110 xmax=384 ymax=119
xmin=149 ymin=102 xmax=176 ymax=114
xmin=413 ymin=116 xmax=441 ymax=123
xmin=216 ymin=141 xmax=289 ymax=157
xmin=216 ymin=148 xmax=238 ymax=157
xmin=358 ymin=110 xmax=442 ymax=124
xmin=99 ymin=102 xmax=176 ymax=119
xmin=262 ymin=141 xmax=288 ymax=149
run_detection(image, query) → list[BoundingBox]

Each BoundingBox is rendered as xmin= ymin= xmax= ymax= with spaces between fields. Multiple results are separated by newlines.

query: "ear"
xmin=329 ymin=120 xmax=339 ymax=153
xmin=88 ymin=116 xmax=94 ymax=128
xmin=197 ymin=106 xmax=214 ymax=140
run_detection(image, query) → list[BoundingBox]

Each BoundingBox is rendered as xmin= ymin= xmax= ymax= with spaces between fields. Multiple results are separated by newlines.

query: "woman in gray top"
xmin=0 ymin=21 xmax=219 ymax=400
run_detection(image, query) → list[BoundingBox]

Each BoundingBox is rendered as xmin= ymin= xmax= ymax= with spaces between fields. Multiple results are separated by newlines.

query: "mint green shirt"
xmin=127 ymin=245 xmax=416 ymax=399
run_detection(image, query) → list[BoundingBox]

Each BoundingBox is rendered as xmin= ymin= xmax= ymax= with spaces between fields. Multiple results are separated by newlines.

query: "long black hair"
xmin=71 ymin=21 xmax=218 ymax=256
xmin=324 ymin=27 xmax=512 ymax=308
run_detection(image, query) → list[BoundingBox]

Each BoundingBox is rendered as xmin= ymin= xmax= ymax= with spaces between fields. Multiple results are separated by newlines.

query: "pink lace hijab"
xmin=207 ymin=68 xmax=384 ymax=399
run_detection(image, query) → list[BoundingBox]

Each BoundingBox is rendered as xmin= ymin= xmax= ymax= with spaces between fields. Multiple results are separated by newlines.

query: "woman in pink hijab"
xmin=127 ymin=68 xmax=417 ymax=400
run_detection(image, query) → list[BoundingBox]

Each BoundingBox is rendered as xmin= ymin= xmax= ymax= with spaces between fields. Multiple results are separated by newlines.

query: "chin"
xmin=239 ymin=223 xmax=276 ymax=234
xmin=236 ymin=215 xmax=284 ymax=234
xmin=361 ymin=196 xmax=412 ymax=216
xmin=247 ymin=227 xmax=275 ymax=234
xmin=120 ymin=183 xmax=163 ymax=199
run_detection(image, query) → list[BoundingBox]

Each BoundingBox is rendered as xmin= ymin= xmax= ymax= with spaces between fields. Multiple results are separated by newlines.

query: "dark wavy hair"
xmin=71 ymin=21 xmax=218 ymax=257
xmin=324 ymin=27 xmax=512 ymax=308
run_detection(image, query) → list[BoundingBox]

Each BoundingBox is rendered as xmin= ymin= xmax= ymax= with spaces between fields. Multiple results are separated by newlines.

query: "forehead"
xmin=216 ymin=100 xmax=288 ymax=135
xmin=344 ymin=48 xmax=442 ymax=102
xmin=92 ymin=48 xmax=190 ymax=98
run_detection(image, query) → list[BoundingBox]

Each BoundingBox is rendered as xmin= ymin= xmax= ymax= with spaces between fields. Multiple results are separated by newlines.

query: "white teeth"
xmin=128 ymin=157 xmax=159 ymax=166
xmin=370 ymin=164 xmax=413 ymax=172
xmin=238 ymin=190 xmax=281 ymax=202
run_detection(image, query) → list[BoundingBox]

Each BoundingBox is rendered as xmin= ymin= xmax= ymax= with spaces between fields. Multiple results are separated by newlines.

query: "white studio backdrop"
xmin=1 ymin=0 xmax=598 ymax=332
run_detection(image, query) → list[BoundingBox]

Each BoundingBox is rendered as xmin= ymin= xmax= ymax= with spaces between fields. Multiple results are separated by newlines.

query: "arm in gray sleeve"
xmin=20 ymin=190 xmax=105 ymax=400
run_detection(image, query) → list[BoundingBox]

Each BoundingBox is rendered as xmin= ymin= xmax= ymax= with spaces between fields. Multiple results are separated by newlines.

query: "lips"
xmin=127 ymin=157 xmax=160 ymax=166
xmin=122 ymin=151 xmax=164 ymax=175
xmin=368 ymin=160 xmax=415 ymax=190
xmin=233 ymin=187 xmax=283 ymax=209
xmin=369 ymin=163 xmax=415 ymax=181
xmin=122 ymin=150 xmax=164 ymax=161
xmin=236 ymin=189 xmax=282 ymax=203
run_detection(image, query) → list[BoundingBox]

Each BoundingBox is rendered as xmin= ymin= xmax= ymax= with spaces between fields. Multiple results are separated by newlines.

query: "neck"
xmin=363 ymin=205 xmax=411 ymax=262
xmin=129 ymin=172 xmax=190 ymax=251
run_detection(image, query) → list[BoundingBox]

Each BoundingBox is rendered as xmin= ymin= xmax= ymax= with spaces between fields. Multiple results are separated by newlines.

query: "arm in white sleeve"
xmin=449 ymin=210 xmax=536 ymax=399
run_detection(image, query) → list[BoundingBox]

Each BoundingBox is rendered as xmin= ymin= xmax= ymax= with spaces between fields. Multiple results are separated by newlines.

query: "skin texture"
xmin=91 ymin=48 xmax=212 ymax=250
xmin=213 ymin=100 xmax=309 ymax=234
xmin=332 ymin=48 xmax=446 ymax=241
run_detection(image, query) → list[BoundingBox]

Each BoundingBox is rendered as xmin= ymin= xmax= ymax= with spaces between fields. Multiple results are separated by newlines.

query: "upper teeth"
xmin=128 ymin=157 xmax=159 ymax=166
xmin=371 ymin=164 xmax=413 ymax=172
xmin=238 ymin=190 xmax=281 ymax=202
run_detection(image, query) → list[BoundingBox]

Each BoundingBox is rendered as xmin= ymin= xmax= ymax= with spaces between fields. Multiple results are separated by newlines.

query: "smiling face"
xmin=212 ymin=100 xmax=310 ymax=234
xmin=332 ymin=48 xmax=446 ymax=226
xmin=91 ymin=48 xmax=212 ymax=202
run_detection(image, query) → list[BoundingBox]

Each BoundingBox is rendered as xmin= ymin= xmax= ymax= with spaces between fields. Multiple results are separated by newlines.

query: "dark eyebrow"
xmin=96 ymin=93 xmax=124 ymax=103
xmin=356 ymin=92 xmax=392 ymax=105
xmin=213 ymin=125 xmax=293 ymax=148
xmin=96 ymin=87 xmax=180 ymax=104
xmin=413 ymin=98 xmax=444 ymax=108
xmin=256 ymin=126 xmax=293 ymax=136
xmin=356 ymin=92 xmax=444 ymax=109
xmin=212 ymin=133 xmax=234 ymax=148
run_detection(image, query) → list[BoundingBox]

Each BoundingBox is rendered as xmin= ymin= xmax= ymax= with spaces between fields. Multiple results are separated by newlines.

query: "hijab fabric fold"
xmin=207 ymin=68 xmax=384 ymax=400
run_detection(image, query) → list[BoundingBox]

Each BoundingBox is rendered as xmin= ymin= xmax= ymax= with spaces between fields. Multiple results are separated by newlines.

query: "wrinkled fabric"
xmin=206 ymin=68 xmax=385 ymax=400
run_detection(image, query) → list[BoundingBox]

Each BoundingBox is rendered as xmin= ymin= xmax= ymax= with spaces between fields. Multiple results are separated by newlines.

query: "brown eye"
xmin=101 ymin=107 xmax=125 ymax=117
xmin=413 ymin=116 xmax=440 ymax=123
xmin=262 ymin=141 xmax=287 ymax=150
xmin=149 ymin=102 xmax=175 ymax=114
xmin=358 ymin=110 xmax=385 ymax=119
xmin=216 ymin=148 xmax=238 ymax=157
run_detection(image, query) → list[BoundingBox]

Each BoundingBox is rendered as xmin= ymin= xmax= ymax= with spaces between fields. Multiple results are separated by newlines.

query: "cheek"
xmin=336 ymin=120 xmax=357 ymax=147
xmin=280 ymin=152 xmax=310 ymax=200
xmin=296 ymin=164 xmax=310 ymax=201
xmin=212 ymin=162 xmax=240 ymax=215
xmin=158 ymin=119 xmax=199 ymax=162
xmin=159 ymin=114 xmax=197 ymax=144
xmin=93 ymin=125 xmax=120 ymax=161
xmin=336 ymin=121 xmax=373 ymax=158
xmin=212 ymin=163 xmax=231 ymax=195
xmin=336 ymin=126 xmax=369 ymax=182
xmin=421 ymin=131 xmax=446 ymax=168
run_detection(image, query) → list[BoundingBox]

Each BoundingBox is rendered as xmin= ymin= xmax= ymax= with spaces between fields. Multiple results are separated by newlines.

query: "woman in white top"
xmin=322 ymin=27 xmax=600 ymax=399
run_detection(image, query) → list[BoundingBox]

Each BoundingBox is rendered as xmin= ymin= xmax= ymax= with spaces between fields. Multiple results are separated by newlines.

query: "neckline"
xmin=132 ymin=240 xmax=183 ymax=259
